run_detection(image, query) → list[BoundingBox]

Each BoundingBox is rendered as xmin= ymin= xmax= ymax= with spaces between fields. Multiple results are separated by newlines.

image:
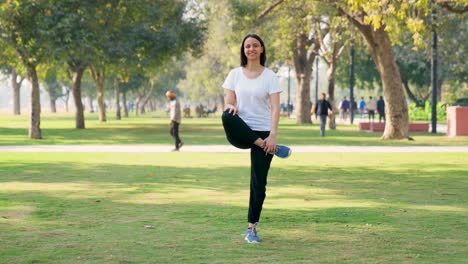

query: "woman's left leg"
xmin=247 ymin=131 xmax=274 ymax=224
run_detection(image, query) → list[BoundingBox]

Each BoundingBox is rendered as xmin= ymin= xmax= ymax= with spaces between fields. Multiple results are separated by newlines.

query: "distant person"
xmin=207 ymin=105 xmax=217 ymax=116
xmin=351 ymin=97 xmax=357 ymax=118
xmin=359 ymin=97 xmax=366 ymax=119
xmin=339 ymin=96 xmax=350 ymax=121
xmin=288 ymin=103 xmax=294 ymax=113
xmin=377 ymin=96 xmax=385 ymax=123
xmin=313 ymin=93 xmax=333 ymax=137
xmin=367 ymin=96 xmax=377 ymax=123
xmin=166 ymin=90 xmax=183 ymax=151
xmin=183 ymin=105 xmax=192 ymax=118
xmin=222 ymin=34 xmax=291 ymax=244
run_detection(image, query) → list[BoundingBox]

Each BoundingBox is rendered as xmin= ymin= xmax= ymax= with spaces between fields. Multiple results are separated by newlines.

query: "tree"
xmin=44 ymin=0 xmax=205 ymax=126
xmin=0 ymin=1 xmax=53 ymax=139
xmin=178 ymin=0 xmax=236 ymax=107
xmin=336 ymin=0 xmax=467 ymax=139
xmin=120 ymin=74 xmax=145 ymax=117
xmin=433 ymin=10 xmax=467 ymax=102
xmin=10 ymin=68 xmax=25 ymax=115
xmin=88 ymin=0 xmax=206 ymax=122
xmin=336 ymin=42 xmax=381 ymax=92
xmin=0 ymin=49 xmax=25 ymax=115
xmin=336 ymin=5 xmax=409 ymax=139
xmin=79 ymin=73 xmax=96 ymax=113
xmin=41 ymin=67 xmax=66 ymax=113
xmin=394 ymin=44 xmax=431 ymax=107
xmin=315 ymin=15 xmax=350 ymax=129
xmin=228 ymin=0 xmax=328 ymax=124
xmin=256 ymin=0 xmax=466 ymax=138
xmin=256 ymin=0 xmax=328 ymax=124
xmin=68 ymin=60 xmax=87 ymax=127
xmin=40 ymin=0 xmax=95 ymax=128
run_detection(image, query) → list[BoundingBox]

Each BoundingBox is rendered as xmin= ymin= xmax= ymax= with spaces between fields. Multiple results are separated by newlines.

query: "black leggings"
xmin=222 ymin=110 xmax=273 ymax=224
xmin=170 ymin=121 xmax=181 ymax=149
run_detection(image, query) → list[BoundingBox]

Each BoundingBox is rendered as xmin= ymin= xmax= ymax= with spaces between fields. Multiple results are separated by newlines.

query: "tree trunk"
xmin=437 ymin=78 xmax=443 ymax=102
xmin=11 ymin=68 xmax=23 ymax=115
xmin=50 ymin=99 xmax=57 ymax=113
xmin=327 ymin=60 xmax=338 ymax=129
xmin=27 ymin=65 xmax=42 ymax=139
xmin=114 ymin=78 xmax=121 ymax=120
xmin=71 ymin=67 xmax=85 ymax=129
xmin=402 ymin=80 xmax=421 ymax=106
xmin=90 ymin=66 xmax=107 ymax=122
xmin=63 ymin=88 xmax=70 ymax=112
xmin=150 ymin=99 xmax=156 ymax=112
xmin=122 ymin=90 xmax=129 ymax=118
xmin=293 ymin=32 xmax=318 ymax=124
xmin=349 ymin=20 xmax=409 ymax=139
xmin=96 ymin=79 xmax=106 ymax=121
xmin=295 ymin=75 xmax=312 ymax=124
xmin=88 ymin=97 xmax=94 ymax=113
xmin=139 ymin=86 xmax=154 ymax=115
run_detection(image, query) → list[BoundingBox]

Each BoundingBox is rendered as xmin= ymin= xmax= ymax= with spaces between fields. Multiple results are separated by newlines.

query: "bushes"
xmin=408 ymin=101 xmax=447 ymax=122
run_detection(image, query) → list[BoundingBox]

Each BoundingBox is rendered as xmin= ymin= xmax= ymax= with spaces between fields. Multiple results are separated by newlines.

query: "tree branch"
xmin=336 ymin=44 xmax=346 ymax=59
xmin=257 ymin=0 xmax=285 ymax=20
xmin=18 ymin=76 xmax=25 ymax=87
xmin=435 ymin=0 xmax=468 ymax=14
xmin=315 ymin=20 xmax=328 ymax=55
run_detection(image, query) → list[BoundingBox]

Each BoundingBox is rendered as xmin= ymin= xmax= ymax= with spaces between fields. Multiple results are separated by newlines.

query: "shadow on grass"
xmin=1 ymin=125 xmax=458 ymax=147
xmin=1 ymin=160 xmax=467 ymax=208
xmin=1 ymin=186 xmax=467 ymax=263
xmin=0 ymin=124 xmax=227 ymax=145
xmin=1 ymin=158 xmax=468 ymax=263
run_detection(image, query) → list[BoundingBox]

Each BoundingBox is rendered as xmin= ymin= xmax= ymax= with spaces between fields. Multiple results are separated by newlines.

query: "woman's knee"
xmin=222 ymin=110 xmax=237 ymax=122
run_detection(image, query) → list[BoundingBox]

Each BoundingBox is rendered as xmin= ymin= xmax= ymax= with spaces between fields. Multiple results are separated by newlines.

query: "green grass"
xmin=1 ymin=111 xmax=467 ymax=146
xmin=1 ymin=152 xmax=467 ymax=263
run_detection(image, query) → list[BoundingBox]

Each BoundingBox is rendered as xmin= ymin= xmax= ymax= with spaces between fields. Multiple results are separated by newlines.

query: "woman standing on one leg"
xmin=222 ymin=34 xmax=291 ymax=244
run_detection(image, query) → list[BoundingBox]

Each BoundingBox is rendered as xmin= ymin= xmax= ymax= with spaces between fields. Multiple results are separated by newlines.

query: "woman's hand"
xmin=224 ymin=104 xmax=239 ymax=115
xmin=263 ymin=134 xmax=277 ymax=154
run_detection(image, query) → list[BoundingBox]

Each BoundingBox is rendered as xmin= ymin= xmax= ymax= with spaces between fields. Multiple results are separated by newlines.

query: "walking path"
xmin=1 ymin=145 xmax=468 ymax=153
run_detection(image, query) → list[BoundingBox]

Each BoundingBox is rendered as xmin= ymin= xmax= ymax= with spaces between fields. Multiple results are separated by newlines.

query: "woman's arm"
xmin=224 ymin=89 xmax=239 ymax=115
xmin=263 ymin=92 xmax=280 ymax=153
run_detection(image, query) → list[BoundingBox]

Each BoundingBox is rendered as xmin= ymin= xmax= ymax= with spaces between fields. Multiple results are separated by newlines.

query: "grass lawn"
xmin=1 ymin=112 xmax=468 ymax=146
xmin=1 ymin=152 xmax=467 ymax=263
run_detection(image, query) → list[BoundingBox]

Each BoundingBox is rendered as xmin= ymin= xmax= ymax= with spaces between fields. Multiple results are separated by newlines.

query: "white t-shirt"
xmin=223 ymin=67 xmax=282 ymax=131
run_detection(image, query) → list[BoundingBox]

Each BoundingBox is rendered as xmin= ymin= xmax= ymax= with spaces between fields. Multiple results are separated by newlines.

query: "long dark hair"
xmin=240 ymin=34 xmax=266 ymax=67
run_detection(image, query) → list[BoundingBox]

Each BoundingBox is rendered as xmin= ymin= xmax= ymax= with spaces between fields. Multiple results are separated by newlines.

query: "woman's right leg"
xmin=247 ymin=132 xmax=273 ymax=225
xmin=222 ymin=110 xmax=261 ymax=149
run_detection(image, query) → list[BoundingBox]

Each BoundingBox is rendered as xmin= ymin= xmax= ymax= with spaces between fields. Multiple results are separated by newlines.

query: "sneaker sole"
xmin=276 ymin=148 xmax=292 ymax=159
xmin=244 ymin=236 xmax=260 ymax=243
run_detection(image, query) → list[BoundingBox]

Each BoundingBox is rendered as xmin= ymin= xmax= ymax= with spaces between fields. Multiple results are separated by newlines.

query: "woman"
xmin=222 ymin=34 xmax=291 ymax=244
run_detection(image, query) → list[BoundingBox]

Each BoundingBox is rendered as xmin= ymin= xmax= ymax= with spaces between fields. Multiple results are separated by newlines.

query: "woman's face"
xmin=243 ymin=37 xmax=263 ymax=62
